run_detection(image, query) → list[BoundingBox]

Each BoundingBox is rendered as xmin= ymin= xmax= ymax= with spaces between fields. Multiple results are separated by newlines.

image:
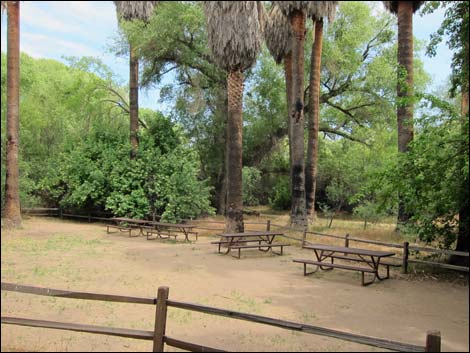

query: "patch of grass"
xmin=227 ymin=290 xmax=262 ymax=313
xmin=300 ymin=311 xmax=317 ymax=323
xmin=168 ymin=308 xmax=193 ymax=324
xmin=2 ymin=234 xmax=112 ymax=257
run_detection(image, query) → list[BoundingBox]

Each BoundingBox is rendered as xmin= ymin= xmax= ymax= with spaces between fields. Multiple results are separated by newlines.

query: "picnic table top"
xmin=303 ymin=244 xmax=395 ymax=258
xmin=217 ymin=231 xmax=284 ymax=238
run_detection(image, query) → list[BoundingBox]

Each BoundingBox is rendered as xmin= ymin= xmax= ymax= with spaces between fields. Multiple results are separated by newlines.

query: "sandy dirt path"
xmin=1 ymin=217 xmax=468 ymax=351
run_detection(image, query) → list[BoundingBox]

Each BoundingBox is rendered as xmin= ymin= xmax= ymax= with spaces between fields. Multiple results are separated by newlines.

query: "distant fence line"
xmin=1 ymin=282 xmax=440 ymax=352
xmin=20 ymin=208 xmax=469 ymax=273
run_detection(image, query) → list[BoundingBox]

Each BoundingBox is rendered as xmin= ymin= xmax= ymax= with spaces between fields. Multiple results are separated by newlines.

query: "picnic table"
xmin=106 ymin=217 xmax=197 ymax=242
xmin=212 ymin=231 xmax=290 ymax=259
xmin=106 ymin=217 xmax=152 ymax=237
xmin=293 ymin=244 xmax=396 ymax=286
xmin=146 ymin=221 xmax=198 ymax=242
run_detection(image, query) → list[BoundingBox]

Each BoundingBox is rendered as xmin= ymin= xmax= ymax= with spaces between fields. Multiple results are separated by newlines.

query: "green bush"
xmin=242 ymin=167 xmax=262 ymax=206
xmin=269 ymin=176 xmax=291 ymax=210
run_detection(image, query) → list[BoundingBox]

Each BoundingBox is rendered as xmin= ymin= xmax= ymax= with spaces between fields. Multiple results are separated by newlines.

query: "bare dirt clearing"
xmin=1 ymin=217 xmax=468 ymax=351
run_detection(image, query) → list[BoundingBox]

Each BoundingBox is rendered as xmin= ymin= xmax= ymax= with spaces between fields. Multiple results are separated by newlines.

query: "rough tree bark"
xmin=396 ymin=1 xmax=415 ymax=226
xmin=306 ymin=18 xmax=323 ymax=223
xmin=129 ymin=44 xmax=139 ymax=159
xmin=225 ymin=69 xmax=244 ymax=233
xmin=289 ymin=10 xmax=307 ymax=227
xmin=4 ymin=1 xmax=22 ymax=228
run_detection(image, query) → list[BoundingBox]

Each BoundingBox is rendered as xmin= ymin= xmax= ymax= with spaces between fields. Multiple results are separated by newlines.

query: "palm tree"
xmin=114 ymin=1 xmax=157 ymax=159
xmin=273 ymin=2 xmax=336 ymax=227
xmin=383 ymin=1 xmax=423 ymax=226
xmin=202 ymin=2 xmax=264 ymax=233
xmin=305 ymin=3 xmax=338 ymax=223
xmin=265 ymin=5 xmax=294 ymax=174
xmin=2 ymin=1 xmax=21 ymax=228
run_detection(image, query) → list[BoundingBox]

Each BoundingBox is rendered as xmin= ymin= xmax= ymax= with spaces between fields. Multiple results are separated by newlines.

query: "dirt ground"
xmin=1 ymin=217 xmax=469 ymax=352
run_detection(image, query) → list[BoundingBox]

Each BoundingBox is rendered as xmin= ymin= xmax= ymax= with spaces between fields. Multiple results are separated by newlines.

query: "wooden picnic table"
xmin=106 ymin=217 xmax=152 ymax=237
xmin=147 ymin=222 xmax=198 ymax=242
xmin=213 ymin=231 xmax=290 ymax=259
xmin=107 ymin=218 xmax=197 ymax=241
xmin=293 ymin=244 xmax=396 ymax=286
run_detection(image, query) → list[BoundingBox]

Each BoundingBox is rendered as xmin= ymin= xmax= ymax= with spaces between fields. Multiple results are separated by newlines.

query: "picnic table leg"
xmin=372 ymin=257 xmax=389 ymax=281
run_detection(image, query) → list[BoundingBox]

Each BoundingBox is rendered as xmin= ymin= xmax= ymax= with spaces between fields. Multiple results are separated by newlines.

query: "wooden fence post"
xmin=59 ymin=207 xmax=63 ymax=219
xmin=425 ymin=330 xmax=441 ymax=352
xmin=344 ymin=234 xmax=350 ymax=256
xmin=403 ymin=241 xmax=409 ymax=274
xmin=266 ymin=220 xmax=271 ymax=231
xmin=153 ymin=286 xmax=169 ymax=352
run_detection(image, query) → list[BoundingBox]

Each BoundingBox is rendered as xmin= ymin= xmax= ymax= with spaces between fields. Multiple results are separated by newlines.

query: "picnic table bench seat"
xmin=293 ymin=259 xmax=376 ymax=286
xmin=230 ymin=243 xmax=290 ymax=258
xmin=146 ymin=228 xmax=178 ymax=240
xmin=326 ymin=254 xmax=401 ymax=277
xmin=106 ymin=224 xmax=133 ymax=236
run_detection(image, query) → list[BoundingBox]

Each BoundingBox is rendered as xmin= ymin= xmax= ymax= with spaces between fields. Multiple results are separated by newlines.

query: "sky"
xmin=1 ymin=1 xmax=454 ymax=112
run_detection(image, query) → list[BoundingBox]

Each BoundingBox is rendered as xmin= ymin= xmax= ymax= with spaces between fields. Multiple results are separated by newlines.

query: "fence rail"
xmin=1 ymin=282 xmax=438 ymax=352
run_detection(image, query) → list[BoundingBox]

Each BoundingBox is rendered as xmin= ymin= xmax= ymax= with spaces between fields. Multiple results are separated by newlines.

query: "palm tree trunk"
xmin=306 ymin=18 xmax=323 ymax=223
xmin=4 ymin=1 xmax=22 ymax=227
xmin=225 ymin=69 xmax=244 ymax=233
xmin=129 ymin=44 xmax=139 ymax=159
xmin=284 ymin=52 xmax=293 ymax=173
xmin=396 ymin=1 xmax=414 ymax=225
xmin=289 ymin=10 xmax=307 ymax=227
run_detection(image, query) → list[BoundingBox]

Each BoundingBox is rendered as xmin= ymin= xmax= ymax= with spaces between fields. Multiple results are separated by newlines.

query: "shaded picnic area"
xmin=1 ymin=217 xmax=468 ymax=352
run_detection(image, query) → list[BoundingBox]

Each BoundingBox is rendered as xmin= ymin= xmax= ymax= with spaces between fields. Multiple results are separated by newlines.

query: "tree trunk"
xmin=396 ymin=1 xmax=414 ymax=226
xmin=284 ymin=52 xmax=293 ymax=177
xmin=306 ymin=18 xmax=323 ymax=223
xmin=289 ymin=10 xmax=307 ymax=227
xmin=129 ymin=44 xmax=139 ymax=159
xmin=453 ymin=86 xmax=469 ymax=263
xmin=225 ymin=69 xmax=244 ymax=233
xmin=4 ymin=1 xmax=22 ymax=228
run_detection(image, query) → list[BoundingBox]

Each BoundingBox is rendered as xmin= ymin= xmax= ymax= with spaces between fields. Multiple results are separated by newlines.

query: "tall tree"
xmin=265 ymin=5 xmax=294 ymax=175
xmin=273 ymin=2 xmax=337 ymax=227
xmin=305 ymin=2 xmax=338 ymax=223
xmin=422 ymin=1 xmax=469 ymax=256
xmin=2 ymin=1 xmax=21 ymax=227
xmin=202 ymin=2 xmax=264 ymax=233
xmin=114 ymin=1 xmax=157 ymax=159
xmin=383 ymin=1 xmax=423 ymax=227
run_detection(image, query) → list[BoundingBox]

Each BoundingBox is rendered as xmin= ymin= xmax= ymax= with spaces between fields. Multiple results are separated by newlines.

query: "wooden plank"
xmin=348 ymin=237 xmax=405 ymax=249
xmin=328 ymin=255 xmax=401 ymax=267
xmin=408 ymin=246 xmax=469 ymax=257
xmin=292 ymin=259 xmax=376 ymax=273
xmin=408 ymin=259 xmax=469 ymax=272
xmin=164 ymin=336 xmax=226 ymax=352
xmin=218 ymin=231 xmax=283 ymax=237
xmin=153 ymin=286 xmax=169 ymax=352
xmin=302 ymin=244 xmax=395 ymax=257
xmin=425 ymin=331 xmax=441 ymax=352
xmin=230 ymin=244 xmax=290 ymax=249
xmin=1 ymin=283 xmax=154 ymax=305
xmin=166 ymin=300 xmax=424 ymax=352
xmin=1 ymin=316 xmax=153 ymax=340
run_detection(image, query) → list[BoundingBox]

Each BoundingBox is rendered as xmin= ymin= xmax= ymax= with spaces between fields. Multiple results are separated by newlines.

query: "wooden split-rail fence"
xmin=1 ymin=282 xmax=441 ymax=352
